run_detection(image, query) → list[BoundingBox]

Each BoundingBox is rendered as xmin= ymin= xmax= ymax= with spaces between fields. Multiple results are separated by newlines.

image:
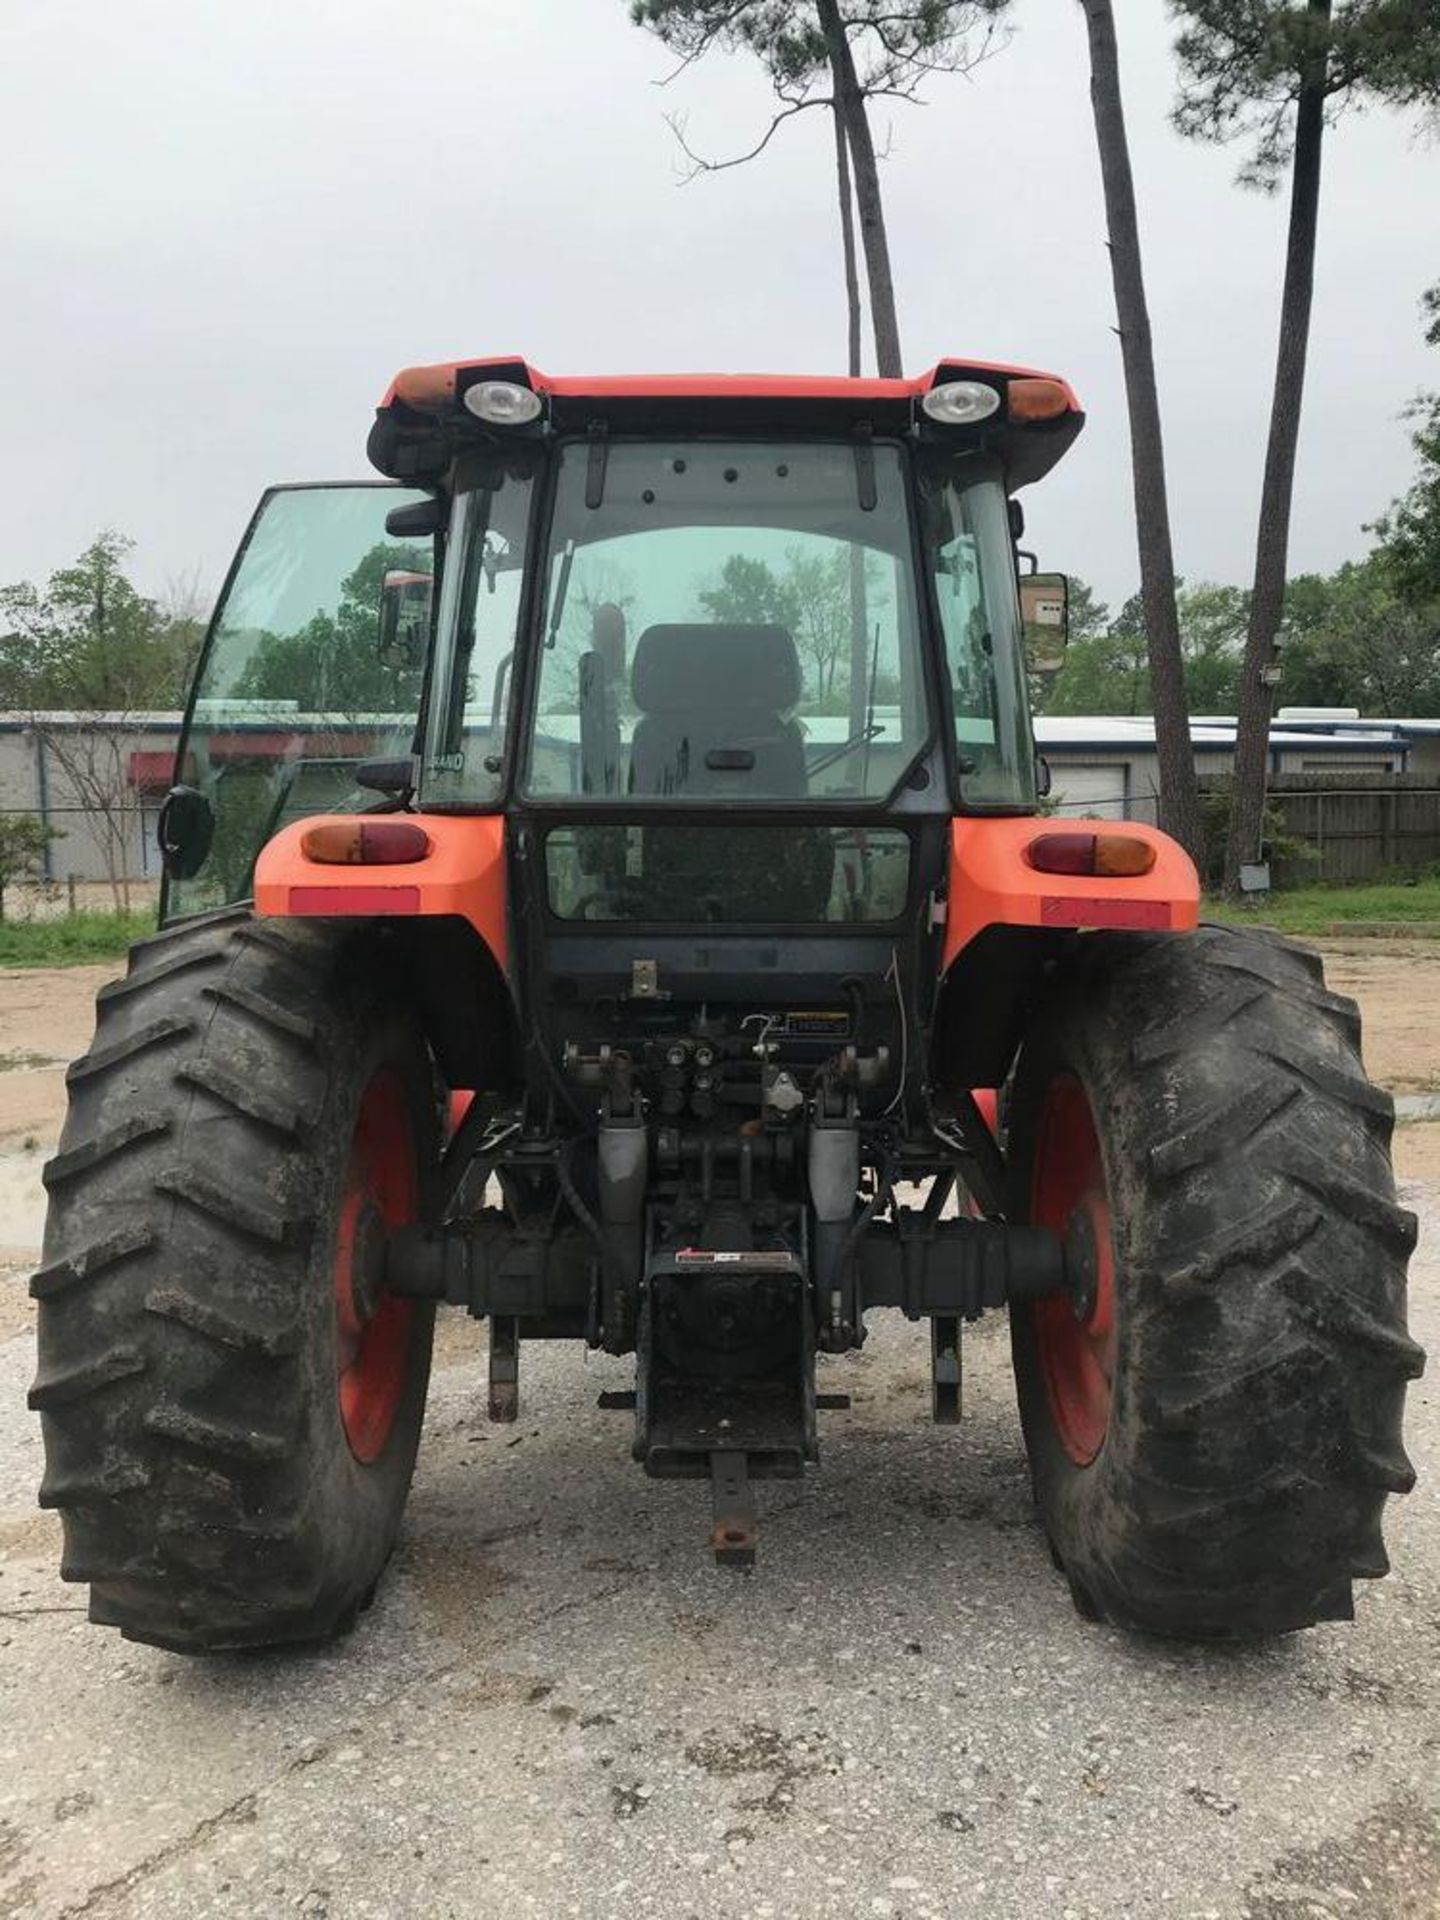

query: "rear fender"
xmin=254 ymin=813 xmax=516 ymax=1091
xmin=932 ymin=818 xmax=1199 ymax=1088
xmin=942 ymin=817 xmax=1198 ymax=969
xmin=254 ymin=813 xmax=508 ymax=967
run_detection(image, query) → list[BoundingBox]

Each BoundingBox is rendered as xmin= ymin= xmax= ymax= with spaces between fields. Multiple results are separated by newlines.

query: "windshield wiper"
xmin=811 ymin=621 xmax=885 ymax=779
xmin=807 ymin=722 xmax=885 ymax=778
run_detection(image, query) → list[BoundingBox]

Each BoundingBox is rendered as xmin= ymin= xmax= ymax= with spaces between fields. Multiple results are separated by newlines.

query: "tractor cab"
xmin=163 ymin=360 xmax=1082 ymax=928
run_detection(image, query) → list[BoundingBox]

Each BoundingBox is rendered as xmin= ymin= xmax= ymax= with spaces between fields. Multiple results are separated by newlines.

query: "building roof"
xmin=0 ymin=711 xmax=187 ymax=731
xmin=0 ymin=708 xmax=1426 ymax=757
xmin=1035 ymin=715 xmax=1411 ymax=754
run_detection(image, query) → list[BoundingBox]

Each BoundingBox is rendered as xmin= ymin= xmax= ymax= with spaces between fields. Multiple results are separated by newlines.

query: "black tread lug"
xmin=1258 ymin=1043 xmax=1395 ymax=1122
xmin=1148 ymin=1073 xmax=1298 ymax=1179
xmin=176 ymin=1057 xmax=317 ymax=1139
xmin=43 ymin=1115 xmax=170 ymax=1190
xmin=1279 ymin=1261 xmax=1426 ymax=1377
xmin=1203 ymin=936 xmax=1360 ymax=1011
xmin=143 ymin=1285 xmax=299 ymax=1356
xmin=143 ymin=1400 xmax=291 ymax=1464
xmin=38 ymin=1459 xmax=152 ymax=1508
xmin=201 ymin=981 xmax=321 ymax=1050
xmin=66 ymin=1016 xmax=194 ymax=1086
xmin=1276 ymin=1150 xmax=1419 ymax=1255
xmin=29 ymin=1345 xmax=147 ymax=1409
xmin=154 ymin=1164 xmax=314 ymax=1248
xmin=1351 ymin=1437 xmax=1417 ymax=1495
xmin=30 ymin=1224 xmax=156 ymax=1300
xmin=1143 ymin=1339 xmax=1318 ymax=1430
xmin=1161 ymin=1195 xmax=1321 ymax=1295
xmin=97 ymin=944 xmax=229 ymax=1006
xmin=121 ymin=906 xmax=249 ymax=967
xmin=1129 ymin=984 xmax=1266 ymax=1065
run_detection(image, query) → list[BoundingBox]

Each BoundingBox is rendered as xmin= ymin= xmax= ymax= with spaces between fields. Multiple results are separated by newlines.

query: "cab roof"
xmin=367 ymin=355 xmax=1084 ymax=491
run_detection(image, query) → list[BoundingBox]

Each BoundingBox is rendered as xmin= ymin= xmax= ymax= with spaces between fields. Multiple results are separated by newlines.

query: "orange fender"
xmin=254 ymin=813 xmax=509 ymax=970
xmin=942 ymin=818 xmax=1199 ymax=971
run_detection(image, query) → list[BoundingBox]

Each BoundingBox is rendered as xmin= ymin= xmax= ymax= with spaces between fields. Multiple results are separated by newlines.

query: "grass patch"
xmin=1206 ymin=873 xmax=1440 ymax=937
xmin=0 ymin=910 xmax=154 ymax=968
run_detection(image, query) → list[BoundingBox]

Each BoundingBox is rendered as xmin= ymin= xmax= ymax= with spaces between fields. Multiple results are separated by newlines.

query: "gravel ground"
xmin=1 ymin=1186 xmax=1436 ymax=1920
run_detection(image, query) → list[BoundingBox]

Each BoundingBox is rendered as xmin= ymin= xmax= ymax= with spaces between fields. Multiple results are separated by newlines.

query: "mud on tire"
xmin=1007 ymin=924 xmax=1425 ymax=1639
xmin=29 ymin=910 xmax=437 ymax=1652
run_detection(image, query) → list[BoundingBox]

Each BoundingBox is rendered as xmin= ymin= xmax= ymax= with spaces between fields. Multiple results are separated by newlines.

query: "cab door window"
xmin=165 ymin=483 xmax=431 ymax=919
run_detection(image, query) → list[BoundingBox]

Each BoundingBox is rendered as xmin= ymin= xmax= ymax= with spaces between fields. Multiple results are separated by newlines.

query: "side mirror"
xmin=378 ymin=569 xmax=432 ymax=669
xmin=385 ymin=495 xmax=445 ymax=538
xmin=157 ymin=783 xmax=215 ymax=881
xmin=1021 ymin=572 xmax=1069 ymax=675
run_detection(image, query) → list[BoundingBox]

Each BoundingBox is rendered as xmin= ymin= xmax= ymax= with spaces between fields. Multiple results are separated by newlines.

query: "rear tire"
xmin=30 ymin=910 xmax=437 ymax=1652
xmin=1007 ymin=924 xmax=1424 ymax=1639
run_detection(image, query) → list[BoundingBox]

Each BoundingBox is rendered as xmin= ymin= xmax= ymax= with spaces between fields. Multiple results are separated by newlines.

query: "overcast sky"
xmin=2 ymin=0 xmax=1436 ymax=614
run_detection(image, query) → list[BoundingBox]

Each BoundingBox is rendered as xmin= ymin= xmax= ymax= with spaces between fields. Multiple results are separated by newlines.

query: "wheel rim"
xmin=1030 ymin=1073 xmax=1115 ymax=1467
xmin=334 ymin=1067 xmax=417 ymax=1463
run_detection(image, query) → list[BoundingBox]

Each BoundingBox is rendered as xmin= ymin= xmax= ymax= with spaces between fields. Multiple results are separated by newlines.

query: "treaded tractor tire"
xmin=1007 ymin=923 xmax=1424 ymax=1640
xmin=29 ymin=909 xmax=438 ymax=1652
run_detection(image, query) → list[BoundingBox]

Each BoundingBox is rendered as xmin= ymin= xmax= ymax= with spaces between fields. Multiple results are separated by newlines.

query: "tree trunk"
xmin=1079 ymin=0 xmax=1202 ymax=864
xmin=817 ymin=0 xmax=903 ymax=377
xmin=832 ymin=103 xmax=863 ymax=380
xmin=831 ymin=78 xmax=875 ymax=734
xmin=1224 ymin=0 xmax=1330 ymax=895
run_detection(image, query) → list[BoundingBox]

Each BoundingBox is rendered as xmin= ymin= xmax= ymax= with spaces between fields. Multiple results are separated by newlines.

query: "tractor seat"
xmin=626 ymin=624 xmax=834 ymax=919
xmin=629 ymin=623 xmax=807 ymax=798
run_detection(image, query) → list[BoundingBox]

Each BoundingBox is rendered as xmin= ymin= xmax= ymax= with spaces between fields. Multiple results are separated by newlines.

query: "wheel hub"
xmin=1064 ymin=1205 xmax=1099 ymax=1323
xmin=333 ymin=1068 xmax=418 ymax=1464
xmin=1029 ymin=1073 xmax=1116 ymax=1467
xmin=346 ymin=1202 xmax=388 ymax=1324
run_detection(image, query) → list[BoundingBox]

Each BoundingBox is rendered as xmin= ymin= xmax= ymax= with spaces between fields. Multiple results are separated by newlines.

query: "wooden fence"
xmin=1199 ymin=772 xmax=1440 ymax=886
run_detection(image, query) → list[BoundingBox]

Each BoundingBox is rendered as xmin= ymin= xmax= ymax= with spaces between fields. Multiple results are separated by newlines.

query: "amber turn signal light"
xmin=392 ymin=363 xmax=460 ymax=410
xmin=1007 ymin=378 xmax=1073 ymax=422
xmin=301 ymin=822 xmax=432 ymax=865
xmin=1026 ymin=831 xmax=1157 ymax=877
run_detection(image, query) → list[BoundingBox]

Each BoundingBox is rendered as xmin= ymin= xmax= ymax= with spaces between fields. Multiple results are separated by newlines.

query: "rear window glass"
xmin=544 ymin=825 xmax=911 ymax=923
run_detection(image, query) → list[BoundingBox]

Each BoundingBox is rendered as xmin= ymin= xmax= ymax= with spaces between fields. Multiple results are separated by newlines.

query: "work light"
xmin=464 ymin=380 xmax=543 ymax=426
xmin=921 ymin=380 xmax=1001 ymax=425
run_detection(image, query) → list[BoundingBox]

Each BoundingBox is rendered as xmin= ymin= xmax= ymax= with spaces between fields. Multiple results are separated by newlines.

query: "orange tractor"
xmin=31 ymin=358 xmax=1422 ymax=1650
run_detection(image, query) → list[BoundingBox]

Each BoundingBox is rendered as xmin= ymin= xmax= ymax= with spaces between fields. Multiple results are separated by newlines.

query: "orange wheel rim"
xmin=333 ymin=1067 xmax=417 ymax=1463
xmin=1030 ymin=1073 xmax=1115 ymax=1466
